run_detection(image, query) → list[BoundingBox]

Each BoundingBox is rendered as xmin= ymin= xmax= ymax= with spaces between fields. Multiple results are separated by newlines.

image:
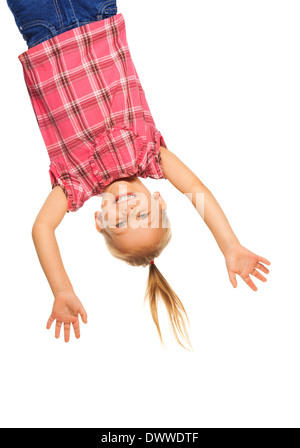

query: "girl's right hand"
xmin=46 ymin=292 xmax=88 ymax=342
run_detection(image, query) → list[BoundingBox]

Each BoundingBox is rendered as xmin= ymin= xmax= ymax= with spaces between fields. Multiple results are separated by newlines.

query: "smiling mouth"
xmin=115 ymin=193 xmax=136 ymax=203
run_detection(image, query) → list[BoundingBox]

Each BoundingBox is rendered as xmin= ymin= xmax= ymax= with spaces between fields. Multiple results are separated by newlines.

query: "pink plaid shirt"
xmin=18 ymin=13 xmax=168 ymax=212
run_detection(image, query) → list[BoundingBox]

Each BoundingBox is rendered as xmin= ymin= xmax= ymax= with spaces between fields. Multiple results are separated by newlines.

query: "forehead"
xmin=111 ymin=225 xmax=164 ymax=251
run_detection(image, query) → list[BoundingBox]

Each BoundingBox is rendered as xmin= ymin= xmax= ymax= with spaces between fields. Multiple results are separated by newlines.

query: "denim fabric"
xmin=6 ymin=0 xmax=117 ymax=49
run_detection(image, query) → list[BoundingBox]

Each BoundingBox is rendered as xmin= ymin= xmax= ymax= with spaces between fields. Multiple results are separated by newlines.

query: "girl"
xmin=6 ymin=1 xmax=271 ymax=350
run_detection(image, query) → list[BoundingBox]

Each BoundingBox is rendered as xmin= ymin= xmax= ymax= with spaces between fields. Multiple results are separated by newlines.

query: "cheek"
xmin=107 ymin=211 xmax=118 ymax=227
xmin=102 ymin=205 xmax=117 ymax=227
xmin=151 ymin=209 xmax=161 ymax=229
xmin=137 ymin=195 xmax=150 ymax=212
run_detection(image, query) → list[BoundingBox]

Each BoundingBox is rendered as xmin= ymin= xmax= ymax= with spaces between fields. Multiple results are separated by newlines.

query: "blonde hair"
xmin=100 ymin=209 xmax=193 ymax=351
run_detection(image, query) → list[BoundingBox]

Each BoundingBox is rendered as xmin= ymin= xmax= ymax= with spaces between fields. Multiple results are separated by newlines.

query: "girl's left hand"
xmin=224 ymin=243 xmax=271 ymax=291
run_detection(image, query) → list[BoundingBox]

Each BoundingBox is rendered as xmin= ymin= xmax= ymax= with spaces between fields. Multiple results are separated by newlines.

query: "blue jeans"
xmin=6 ymin=0 xmax=118 ymax=49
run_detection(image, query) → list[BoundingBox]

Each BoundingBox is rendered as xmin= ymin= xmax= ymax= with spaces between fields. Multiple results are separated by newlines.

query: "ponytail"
xmin=100 ymin=209 xmax=192 ymax=350
xmin=145 ymin=261 xmax=193 ymax=351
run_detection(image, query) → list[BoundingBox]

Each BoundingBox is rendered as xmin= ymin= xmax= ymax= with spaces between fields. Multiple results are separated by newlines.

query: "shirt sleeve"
xmin=49 ymin=160 xmax=85 ymax=212
xmin=143 ymin=128 xmax=168 ymax=180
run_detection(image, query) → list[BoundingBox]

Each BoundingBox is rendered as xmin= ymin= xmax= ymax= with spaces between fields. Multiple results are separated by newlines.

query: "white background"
xmin=0 ymin=0 xmax=299 ymax=429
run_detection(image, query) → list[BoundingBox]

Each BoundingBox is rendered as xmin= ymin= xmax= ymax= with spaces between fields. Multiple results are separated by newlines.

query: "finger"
xmin=46 ymin=316 xmax=55 ymax=330
xmin=72 ymin=320 xmax=80 ymax=339
xmin=69 ymin=316 xmax=79 ymax=324
xmin=79 ymin=307 xmax=88 ymax=324
xmin=258 ymin=256 xmax=271 ymax=266
xmin=64 ymin=323 xmax=71 ymax=343
xmin=252 ymin=268 xmax=267 ymax=283
xmin=243 ymin=275 xmax=258 ymax=291
xmin=228 ymin=271 xmax=237 ymax=288
xmin=256 ymin=262 xmax=270 ymax=274
xmin=55 ymin=321 xmax=62 ymax=338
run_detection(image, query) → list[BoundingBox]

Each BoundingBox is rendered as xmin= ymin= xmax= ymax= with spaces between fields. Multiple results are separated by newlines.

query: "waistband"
xmin=18 ymin=12 xmax=125 ymax=63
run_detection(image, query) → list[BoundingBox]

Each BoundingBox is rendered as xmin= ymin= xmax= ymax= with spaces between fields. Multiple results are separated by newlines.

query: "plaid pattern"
xmin=18 ymin=13 xmax=168 ymax=212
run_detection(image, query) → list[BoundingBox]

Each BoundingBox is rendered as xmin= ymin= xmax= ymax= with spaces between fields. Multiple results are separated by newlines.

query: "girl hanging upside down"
xmin=6 ymin=1 xmax=271 ymax=349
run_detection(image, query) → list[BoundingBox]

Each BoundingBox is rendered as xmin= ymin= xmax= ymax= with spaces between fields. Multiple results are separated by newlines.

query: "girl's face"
xmin=94 ymin=175 xmax=167 ymax=252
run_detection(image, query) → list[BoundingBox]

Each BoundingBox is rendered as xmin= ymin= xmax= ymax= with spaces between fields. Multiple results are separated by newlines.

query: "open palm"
xmin=224 ymin=243 xmax=271 ymax=291
xmin=46 ymin=293 xmax=88 ymax=342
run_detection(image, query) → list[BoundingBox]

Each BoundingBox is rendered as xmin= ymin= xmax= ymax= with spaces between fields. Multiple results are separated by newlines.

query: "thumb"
xmin=229 ymin=271 xmax=237 ymax=288
xmin=79 ymin=307 xmax=88 ymax=324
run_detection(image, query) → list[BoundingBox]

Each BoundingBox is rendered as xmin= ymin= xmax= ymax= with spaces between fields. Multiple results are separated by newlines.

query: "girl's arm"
xmin=160 ymin=146 xmax=271 ymax=291
xmin=32 ymin=186 xmax=73 ymax=296
xmin=32 ymin=186 xmax=87 ymax=341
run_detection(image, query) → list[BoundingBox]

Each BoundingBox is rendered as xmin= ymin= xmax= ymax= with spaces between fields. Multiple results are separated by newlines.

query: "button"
xmin=20 ymin=26 xmax=23 ymax=30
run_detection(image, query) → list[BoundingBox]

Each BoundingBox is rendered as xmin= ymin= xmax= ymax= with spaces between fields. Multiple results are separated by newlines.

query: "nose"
xmin=119 ymin=200 xmax=140 ymax=216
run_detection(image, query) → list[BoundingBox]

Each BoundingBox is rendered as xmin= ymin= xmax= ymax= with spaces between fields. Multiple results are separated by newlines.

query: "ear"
xmin=153 ymin=192 xmax=167 ymax=210
xmin=94 ymin=211 xmax=103 ymax=232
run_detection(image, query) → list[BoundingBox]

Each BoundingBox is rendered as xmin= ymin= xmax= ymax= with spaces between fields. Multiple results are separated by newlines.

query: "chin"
xmin=102 ymin=178 xmax=135 ymax=198
xmin=111 ymin=176 xmax=136 ymax=186
xmin=119 ymin=176 xmax=137 ymax=182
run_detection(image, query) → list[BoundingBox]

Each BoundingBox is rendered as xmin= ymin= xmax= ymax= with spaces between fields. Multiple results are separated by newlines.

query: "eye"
xmin=116 ymin=221 xmax=126 ymax=228
xmin=116 ymin=212 xmax=149 ymax=228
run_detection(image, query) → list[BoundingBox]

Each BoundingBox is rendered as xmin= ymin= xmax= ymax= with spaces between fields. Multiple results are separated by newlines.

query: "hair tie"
xmin=150 ymin=260 xmax=155 ymax=265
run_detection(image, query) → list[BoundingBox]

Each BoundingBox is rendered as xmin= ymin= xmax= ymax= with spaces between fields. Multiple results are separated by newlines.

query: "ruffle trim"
xmin=144 ymin=128 xmax=168 ymax=179
xmin=89 ymin=124 xmax=145 ymax=188
xmin=49 ymin=162 xmax=84 ymax=213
